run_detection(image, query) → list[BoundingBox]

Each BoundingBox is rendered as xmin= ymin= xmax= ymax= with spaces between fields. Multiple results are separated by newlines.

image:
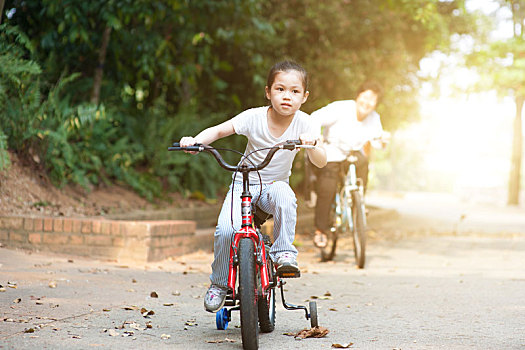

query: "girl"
xmin=179 ymin=60 xmax=326 ymax=313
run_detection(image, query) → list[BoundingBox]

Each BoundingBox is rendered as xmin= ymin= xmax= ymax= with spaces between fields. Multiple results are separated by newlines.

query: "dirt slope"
xmin=0 ymin=151 xmax=167 ymax=217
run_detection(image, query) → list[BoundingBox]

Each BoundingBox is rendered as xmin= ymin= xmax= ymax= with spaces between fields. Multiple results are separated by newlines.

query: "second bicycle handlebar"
xmin=168 ymin=140 xmax=314 ymax=173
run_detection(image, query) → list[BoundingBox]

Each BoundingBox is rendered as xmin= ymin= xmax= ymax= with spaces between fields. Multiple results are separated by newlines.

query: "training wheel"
xmin=216 ymin=307 xmax=229 ymax=330
xmin=309 ymin=301 xmax=319 ymax=328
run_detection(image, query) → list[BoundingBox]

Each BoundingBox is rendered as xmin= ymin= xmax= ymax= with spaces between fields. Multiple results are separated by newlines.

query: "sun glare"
xmin=408 ymin=91 xmax=518 ymax=204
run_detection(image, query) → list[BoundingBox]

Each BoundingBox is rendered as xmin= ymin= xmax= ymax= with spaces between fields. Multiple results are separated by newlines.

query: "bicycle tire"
xmin=351 ymin=191 xmax=366 ymax=268
xmin=239 ymin=238 xmax=259 ymax=349
xmin=309 ymin=301 xmax=319 ymax=328
xmin=257 ymin=255 xmax=276 ymax=333
xmin=320 ymin=229 xmax=338 ymax=261
xmin=320 ymin=192 xmax=345 ymax=262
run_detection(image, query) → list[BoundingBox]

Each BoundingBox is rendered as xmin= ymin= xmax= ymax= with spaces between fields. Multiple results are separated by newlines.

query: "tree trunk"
xmin=0 ymin=0 xmax=5 ymax=25
xmin=90 ymin=25 xmax=112 ymax=105
xmin=507 ymin=95 xmax=524 ymax=205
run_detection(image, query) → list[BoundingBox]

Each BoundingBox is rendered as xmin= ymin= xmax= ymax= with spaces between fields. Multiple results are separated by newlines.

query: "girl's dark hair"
xmin=266 ymin=60 xmax=308 ymax=91
xmin=356 ymin=80 xmax=383 ymax=102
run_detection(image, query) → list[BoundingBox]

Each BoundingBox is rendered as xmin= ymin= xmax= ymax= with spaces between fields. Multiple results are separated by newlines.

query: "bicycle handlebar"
xmin=168 ymin=140 xmax=314 ymax=173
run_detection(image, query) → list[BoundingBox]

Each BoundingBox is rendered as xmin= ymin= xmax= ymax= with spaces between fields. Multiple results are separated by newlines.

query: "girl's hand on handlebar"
xmin=179 ymin=136 xmax=199 ymax=154
xmin=299 ymin=133 xmax=318 ymax=146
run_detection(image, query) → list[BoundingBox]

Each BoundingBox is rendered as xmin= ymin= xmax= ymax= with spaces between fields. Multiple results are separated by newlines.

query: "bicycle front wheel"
xmin=351 ymin=191 xmax=366 ymax=268
xmin=239 ymin=238 xmax=259 ymax=349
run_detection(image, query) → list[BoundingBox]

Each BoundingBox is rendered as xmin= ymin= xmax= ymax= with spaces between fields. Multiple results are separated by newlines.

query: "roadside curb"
xmin=0 ymin=216 xmax=196 ymax=263
xmin=0 ymin=202 xmax=399 ymax=263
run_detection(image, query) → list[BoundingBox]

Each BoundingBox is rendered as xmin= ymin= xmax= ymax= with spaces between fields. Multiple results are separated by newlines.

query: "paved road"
xmin=1 ymin=191 xmax=524 ymax=349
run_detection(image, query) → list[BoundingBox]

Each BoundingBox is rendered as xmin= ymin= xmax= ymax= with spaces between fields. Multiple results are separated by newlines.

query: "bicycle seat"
xmin=253 ymin=206 xmax=272 ymax=228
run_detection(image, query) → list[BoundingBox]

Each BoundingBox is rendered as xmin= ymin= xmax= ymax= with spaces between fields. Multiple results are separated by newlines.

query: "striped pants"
xmin=210 ymin=181 xmax=298 ymax=287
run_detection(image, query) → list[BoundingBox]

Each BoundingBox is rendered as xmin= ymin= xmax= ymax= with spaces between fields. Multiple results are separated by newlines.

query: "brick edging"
xmin=0 ymin=216 xmax=196 ymax=262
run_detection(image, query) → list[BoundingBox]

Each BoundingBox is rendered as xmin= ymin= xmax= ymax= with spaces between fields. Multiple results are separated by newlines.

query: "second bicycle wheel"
xmin=257 ymin=253 xmax=276 ymax=333
xmin=238 ymin=238 xmax=259 ymax=349
xmin=320 ymin=228 xmax=338 ymax=261
xmin=320 ymin=193 xmax=343 ymax=261
xmin=351 ymin=191 xmax=366 ymax=268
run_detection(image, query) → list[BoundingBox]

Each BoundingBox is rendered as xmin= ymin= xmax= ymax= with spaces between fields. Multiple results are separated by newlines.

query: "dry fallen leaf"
xmin=206 ymin=338 xmax=236 ymax=344
xmin=48 ymin=281 xmax=57 ymax=288
xmin=332 ymin=342 xmax=354 ymax=348
xmin=310 ymin=295 xmax=332 ymax=300
xmin=128 ymin=322 xmax=145 ymax=331
xmin=13 ymin=298 xmax=21 ymax=303
xmin=286 ymin=326 xmax=330 ymax=339
xmin=161 ymin=334 xmax=171 ymax=340
xmin=185 ymin=318 xmax=198 ymax=327
xmin=140 ymin=308 xmax=155 ymax=317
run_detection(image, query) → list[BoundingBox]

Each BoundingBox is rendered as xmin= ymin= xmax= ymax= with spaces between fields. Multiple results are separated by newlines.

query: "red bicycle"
xmin=169 ymin=140 xmax=318 ymax=350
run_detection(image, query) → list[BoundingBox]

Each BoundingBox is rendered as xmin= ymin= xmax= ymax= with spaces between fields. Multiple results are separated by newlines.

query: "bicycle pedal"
xmin=224 ymin=291 xmax=236 ymax=306
xmin=277 ymin=268 xmax=301 ymax=279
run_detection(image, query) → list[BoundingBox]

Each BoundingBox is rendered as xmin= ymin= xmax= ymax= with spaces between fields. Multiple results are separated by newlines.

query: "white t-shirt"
xmin=311 ymin=100 xmax=383 ymax=162
xmin=231 ymin=106 xmax=320 ymax=184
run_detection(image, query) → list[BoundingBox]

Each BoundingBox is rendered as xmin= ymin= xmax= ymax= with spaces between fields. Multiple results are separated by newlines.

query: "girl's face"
xmin=355 ymin=89 xmax=378 ymax=121
xmin=265 ymin=70 xmax=309 ymax=118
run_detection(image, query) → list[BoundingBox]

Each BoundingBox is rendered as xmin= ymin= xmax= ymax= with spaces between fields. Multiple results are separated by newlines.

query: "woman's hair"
xmin=356 ymin=80 xmax=383 ymax=102
xmin=266 ymin=60 xmax=308 ymax=91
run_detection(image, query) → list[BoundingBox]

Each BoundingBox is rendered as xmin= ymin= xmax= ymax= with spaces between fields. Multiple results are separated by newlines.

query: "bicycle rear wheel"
xmin=351 ymin=191 xmax=366 ymax=268
xmin=239 ymin=238 xmax=259 ymax=349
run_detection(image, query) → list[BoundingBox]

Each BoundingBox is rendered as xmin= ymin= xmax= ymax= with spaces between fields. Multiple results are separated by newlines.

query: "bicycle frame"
xmin=227 ymin=169 xmax=271 ymax=300
xmin=336 ymin=155 xmax=362 ymax=231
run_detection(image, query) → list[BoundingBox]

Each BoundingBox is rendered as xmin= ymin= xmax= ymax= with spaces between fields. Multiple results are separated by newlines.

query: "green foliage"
xmin=262 ymin=0 xmax=475 ymax=130
xmin=0 ymin=130 xmax=10 ymax=171
xmin=0 ymin=24 xmax=42 ymax=151
xmin=1 ymin=0 xmax=480 ymax=201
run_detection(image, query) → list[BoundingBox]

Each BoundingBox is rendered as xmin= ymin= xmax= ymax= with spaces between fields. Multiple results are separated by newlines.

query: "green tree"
xmin=262 ymin=0 xmax=474 ymax=130
xmin=2 ymin=0 xmax=278 ymax=197
xmin=1 ymin=0 xmax=481 ymax=200
xmin=467 ymin=0 xmax=525 ymax=205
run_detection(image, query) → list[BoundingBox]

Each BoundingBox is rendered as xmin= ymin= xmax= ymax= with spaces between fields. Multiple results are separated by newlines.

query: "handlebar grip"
xmin=168 ymin=143 xmax=204 ymax=152
xmin=282 ymin=139 xmax=301 ymax=150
